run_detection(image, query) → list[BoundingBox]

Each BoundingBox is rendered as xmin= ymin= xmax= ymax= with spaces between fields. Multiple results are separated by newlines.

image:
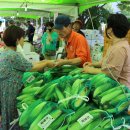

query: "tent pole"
xmin=88 ymin=9 xmax=94 ymax=29
xmin=36 ymin=19 xmax=38 ymax=33
xmin=74 ymin=4 xmax=79 ymax=20
xmin=41 ymin=17 xmax=43 ymax=28
xmin=54 ymin=12 xmax=58 ymax=22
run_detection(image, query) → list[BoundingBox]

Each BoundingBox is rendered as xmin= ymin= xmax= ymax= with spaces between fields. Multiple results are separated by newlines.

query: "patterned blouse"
xmin=0 ymin=48 xmax=32 ymax=89
xmin=0 ymin=48 xmax=33 ymax=130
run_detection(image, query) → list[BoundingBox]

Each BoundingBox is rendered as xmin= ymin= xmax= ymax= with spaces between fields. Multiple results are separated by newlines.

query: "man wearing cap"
xmin=72 ymin=20 xmax=85 ymax=37
xmin=54 ymin=15 xmax=91 ymax=67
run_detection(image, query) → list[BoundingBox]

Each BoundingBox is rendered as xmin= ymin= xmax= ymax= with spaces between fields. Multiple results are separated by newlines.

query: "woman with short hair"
xmin=83 ymin=13 xmax=130 ymax=88
xmin=0 ymin=25 xmax=54 ymax=130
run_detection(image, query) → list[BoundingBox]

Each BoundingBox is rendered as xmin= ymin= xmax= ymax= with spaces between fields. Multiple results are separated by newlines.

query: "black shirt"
xmin=27 ymin=24 xmax=35 ymax=36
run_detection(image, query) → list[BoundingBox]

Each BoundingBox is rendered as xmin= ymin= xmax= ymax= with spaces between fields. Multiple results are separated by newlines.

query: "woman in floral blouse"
xmin=0 ymin=25 xmax=54 ymax=130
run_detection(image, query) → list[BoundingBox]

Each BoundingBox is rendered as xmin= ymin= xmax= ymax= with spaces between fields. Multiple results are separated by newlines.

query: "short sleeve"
xmin=101 ymin=46 xmax=127 ymax=79
xmin=76 ymin=36 xmax=92 ymax=65
xmin=10 ymin=52 xmax=33 ymax=72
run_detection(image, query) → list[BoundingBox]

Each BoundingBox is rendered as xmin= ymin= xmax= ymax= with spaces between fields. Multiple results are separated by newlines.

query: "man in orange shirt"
xmin=54 ymin=15 xmax=91 ymax=67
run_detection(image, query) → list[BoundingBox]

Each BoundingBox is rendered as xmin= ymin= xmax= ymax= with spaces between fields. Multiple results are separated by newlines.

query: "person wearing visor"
xmin=83 ymin=14 xmax=130 ymax=88
xmin=72 ymin=19 xmax=85 ymax=37
xmin=41 ymin=22 xmax=59 ymax=60
xmin=54 ymin=15 xmax=91 ymax=67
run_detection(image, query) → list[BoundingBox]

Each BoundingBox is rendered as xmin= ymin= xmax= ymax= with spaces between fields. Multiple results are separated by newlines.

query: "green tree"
xmin=78 ymin=5 xmax=110 ymax=30
xmin=118 ymin=1 xmax=130 ymax=12
xmin=117 ymin=1 xmax=130 ymax=18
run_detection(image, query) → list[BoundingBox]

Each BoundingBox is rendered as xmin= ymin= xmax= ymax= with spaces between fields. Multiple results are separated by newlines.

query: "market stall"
xmin=16 ymin=66 xmax=130 ymax=130
xmin=0 ymin=1 xmax=130 ymax=130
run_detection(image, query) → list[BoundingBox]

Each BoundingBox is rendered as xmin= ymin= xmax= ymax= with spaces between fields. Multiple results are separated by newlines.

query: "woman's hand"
xmin=83 ymin=61 xmax=102 ymax=68
xmin=82 ymin=66 xmax=102 ymax=75
xmin=82 ymin=66 xmax=95 ymax=74
xmin=83 ymin=62 xmax=93 ymax=68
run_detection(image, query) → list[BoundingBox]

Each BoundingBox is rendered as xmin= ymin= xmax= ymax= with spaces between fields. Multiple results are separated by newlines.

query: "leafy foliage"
xmin=117 ymin=1 xmax=130 ymax=22
xmin=78 ymin=5 xmax=110 ymax=29
xmin=118 ymin=1 xmax=130 ymax=12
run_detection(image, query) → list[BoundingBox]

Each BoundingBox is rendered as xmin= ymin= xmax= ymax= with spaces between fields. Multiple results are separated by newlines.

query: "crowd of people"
xmin=0 ymin=13 xmax=130 ymax=130
xmin=0 ymin=20 xmax=36 ymax=44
